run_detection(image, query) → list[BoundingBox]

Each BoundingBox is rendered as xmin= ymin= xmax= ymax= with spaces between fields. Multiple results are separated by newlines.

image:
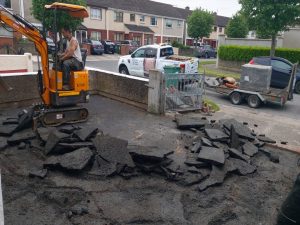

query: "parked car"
xmin=46 ymin=37 xmax=56 ymax=54
xmin=120 ymin=40 xmax=140 ymax=54
xmin=194 ymin=45 xmax=217 ymax=58
xmin=85 ymin=40 xmax=104 ymax=55
xmin=249 ymin=56 xmax=300 ymax=93
xmin=101 ymin=40 xmax=115 ymax=54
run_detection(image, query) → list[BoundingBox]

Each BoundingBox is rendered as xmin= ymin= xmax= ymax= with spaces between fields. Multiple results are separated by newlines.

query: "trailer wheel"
xmin=230 ymin=92 xmax=242 ymax=105
xmin=247 ymin=94 xmax=261 ymax=108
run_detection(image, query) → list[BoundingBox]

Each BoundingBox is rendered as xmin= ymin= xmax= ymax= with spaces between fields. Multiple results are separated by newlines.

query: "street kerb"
xmin=266 ymin=143 xmax=300 ymax=155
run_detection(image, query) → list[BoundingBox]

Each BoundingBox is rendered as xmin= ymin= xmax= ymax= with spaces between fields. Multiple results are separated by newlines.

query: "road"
xmin=84 ymin=58 xmax=300 ymax=120
xmin=34 ymin=56 xmax=300 ymax=120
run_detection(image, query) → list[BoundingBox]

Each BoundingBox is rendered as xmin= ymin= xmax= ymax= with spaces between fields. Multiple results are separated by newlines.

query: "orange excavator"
xmin=0 ymin=3 xmax=89 ymax=126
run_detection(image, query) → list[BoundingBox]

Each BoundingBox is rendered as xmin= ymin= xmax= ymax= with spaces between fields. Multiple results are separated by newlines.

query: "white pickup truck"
xmin=117 ymin=44 xmax=199 ymax=77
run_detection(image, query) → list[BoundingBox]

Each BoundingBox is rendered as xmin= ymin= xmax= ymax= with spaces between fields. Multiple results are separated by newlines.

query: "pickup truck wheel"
xmin=230 ymin=92 xmax=242 ymax=105
xmin=247 ymin=95 xmax=261 ymax=108
xmin=119 ymin=66 xmax=129 ymax=75
xmin=295 ymin=81 xmax=300 ymax=94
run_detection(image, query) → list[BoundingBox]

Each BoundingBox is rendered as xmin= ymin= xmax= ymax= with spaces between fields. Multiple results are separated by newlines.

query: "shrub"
xmin=218 ymin=45 xmax=300 ymax=63
xmin=171 ymin=40 xmax=190 ymax=50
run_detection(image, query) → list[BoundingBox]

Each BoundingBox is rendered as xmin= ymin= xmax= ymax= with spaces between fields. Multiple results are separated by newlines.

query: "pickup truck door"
xmin=144 ymin=48 xmax=157 ymax=77
xmin=131 ymin=48 xmax=146 ymax=77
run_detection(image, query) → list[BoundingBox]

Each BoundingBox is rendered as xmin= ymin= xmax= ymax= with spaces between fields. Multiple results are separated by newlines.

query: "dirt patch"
xmin=0 ymin=96 xmax=299 ymax=225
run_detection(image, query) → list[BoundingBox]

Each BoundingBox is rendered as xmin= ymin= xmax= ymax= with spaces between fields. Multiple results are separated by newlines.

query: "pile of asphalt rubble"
xmin=0 ymin=109 xmax=280 ymax=193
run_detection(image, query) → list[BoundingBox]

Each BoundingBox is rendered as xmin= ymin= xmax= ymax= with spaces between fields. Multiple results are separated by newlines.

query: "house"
xmin=0 ymin=0 xmax=41 ymax=50
xmin=83 ymin=0 xmax=188 ymax=46
xmin=0 ymin=0 xmax=230 ymax=50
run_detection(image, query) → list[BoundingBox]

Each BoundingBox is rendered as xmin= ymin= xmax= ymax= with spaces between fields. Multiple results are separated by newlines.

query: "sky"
xmin=151 ymin=0 xmax=241 ymax=17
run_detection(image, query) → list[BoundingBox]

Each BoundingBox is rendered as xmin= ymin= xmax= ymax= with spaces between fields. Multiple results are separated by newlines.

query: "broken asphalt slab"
xmin=37 ymin=127 xmax=55 ymax=143
xmin=74 ymin=127 xmax=100 ymax=141
xmin=44 ymin=147 xmax=94 ymax=171
xmin=29 ymin=169 xmax=48 ymax=179
xmin=221 ymin=119 xmax=255 ymax=141
xmin=228 ymin=148 xmax=250 ymax=163
xmin=227 ymin=158 xmax=257 ymax=176
xmin=198 ymin=146 xmax=225 ymax=166
xmin=257 ymin=135 xmax=276 ymax=144
xmin=93 ymin=135 xmax=135 ymax=168
xmin=242 ymin=142 xmax=258 ymax=157
xmin=0 ymin=124 xmax=18 ymax=137
xmin=229 ymin=125 xmax=240 ymax=149
xmin=128 ymin=145 xmax=174 ymax=163
xmin=44 ymin=130 xmax=70 ymax=155
xmin=7 ymin=129 xmax=36 ymax=145
xmin=0 ymin=138 xmax=7 ymax=151
xmin=89 ymin=155 xmax=117 ymax=177
xmin=176 ymin=116 xmax=208 ymax=130
xmin=204 ymin=128 xmax=229 ymax=142
xmin=198 ymin=165 xmax=227 ymax=192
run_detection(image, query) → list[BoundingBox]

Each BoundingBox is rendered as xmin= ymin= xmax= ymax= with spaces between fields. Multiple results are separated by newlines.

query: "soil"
xmin=1 ymin=96 xmax=299 ymax=225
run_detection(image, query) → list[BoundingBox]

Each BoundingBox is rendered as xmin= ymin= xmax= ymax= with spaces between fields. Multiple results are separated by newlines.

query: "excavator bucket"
xmin=45 ymin=2 xmax=89 ymax=18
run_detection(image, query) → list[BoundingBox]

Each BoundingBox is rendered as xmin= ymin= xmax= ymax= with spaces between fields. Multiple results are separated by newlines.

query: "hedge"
xmin=218 ymin=45 xmax=300 ymax=63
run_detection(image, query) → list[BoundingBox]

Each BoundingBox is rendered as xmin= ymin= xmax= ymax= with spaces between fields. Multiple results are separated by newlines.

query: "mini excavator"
xmin=0 ymin=2 xmax=90 ymax=126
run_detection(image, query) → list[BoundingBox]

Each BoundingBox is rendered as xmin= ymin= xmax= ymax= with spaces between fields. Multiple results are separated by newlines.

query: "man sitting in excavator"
xmin=59 ymin=26 xmax=83 ymax=90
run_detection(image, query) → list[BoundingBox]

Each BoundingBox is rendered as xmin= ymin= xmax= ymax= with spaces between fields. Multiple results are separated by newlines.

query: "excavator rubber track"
xmin=38 ymin=106 xmax=89 ymax=127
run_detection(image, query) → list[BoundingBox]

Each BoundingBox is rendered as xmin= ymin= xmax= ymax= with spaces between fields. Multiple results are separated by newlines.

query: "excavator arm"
xmin=0 ymin=5 xmax=50 ymax=104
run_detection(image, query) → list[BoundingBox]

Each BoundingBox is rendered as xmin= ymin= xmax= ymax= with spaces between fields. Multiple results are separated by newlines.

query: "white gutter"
xmin=0 ymin=170 xmax=4 ymax=225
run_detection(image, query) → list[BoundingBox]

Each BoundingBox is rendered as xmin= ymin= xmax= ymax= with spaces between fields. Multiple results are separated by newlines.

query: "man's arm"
xmin=60 ymin=39 xmax=78 ymax=61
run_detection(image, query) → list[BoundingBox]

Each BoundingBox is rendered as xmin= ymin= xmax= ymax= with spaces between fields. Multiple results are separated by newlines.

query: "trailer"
xmin=213 ymin=63 xmax=297 ymax=108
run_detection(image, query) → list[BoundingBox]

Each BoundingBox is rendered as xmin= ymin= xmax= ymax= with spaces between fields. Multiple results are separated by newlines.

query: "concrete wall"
xmin=217 ymin=59 xmax=247 ymax=73
xmin=0 ymin=53 xmax=33 ymax=73
xmin=0 ymin=72 xmax=40 ymax=109
xmin=218 ymin=34 xmax=284 ymax=48
xmin=88 ymin=69 xmax=149 ymax=109
xmin=283 ymin=27 xmax=300 ymax=49
xmin=0 ymin=69 xmax=149 ymax=110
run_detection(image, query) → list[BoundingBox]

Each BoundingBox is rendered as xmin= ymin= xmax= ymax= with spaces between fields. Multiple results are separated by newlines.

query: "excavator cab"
xmin=0 ymin=3 xmax=90 ymax=126
xmin=45 ymin=3 xmax=89 ymax=107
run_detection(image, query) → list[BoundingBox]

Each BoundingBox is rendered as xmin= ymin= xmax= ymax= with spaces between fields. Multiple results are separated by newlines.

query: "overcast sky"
xmin=151 ymin=0 xmax=241 ymax=17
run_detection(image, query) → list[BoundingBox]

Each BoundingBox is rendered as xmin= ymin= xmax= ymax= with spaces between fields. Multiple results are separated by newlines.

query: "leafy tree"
xmin=239 ymin=0 xmax=300 ymax=56
xmin=187 ymin=8 xmax=214 ymax=45
xmin=226 ymin=13 xmax=249 ymax=38
xmin=32 ymin=0 xmax=86 ymax=36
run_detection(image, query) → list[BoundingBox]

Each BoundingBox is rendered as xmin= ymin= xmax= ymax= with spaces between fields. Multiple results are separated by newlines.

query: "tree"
xmin=239 ymin=0 xmax=300 ymax=56
xmin=32 ymin=0 xmax=86 ymax=36
xmin=225 ymin=13 xmax=249 ymax=38
xmin=187 ymin=8 xmax=214 ymax=45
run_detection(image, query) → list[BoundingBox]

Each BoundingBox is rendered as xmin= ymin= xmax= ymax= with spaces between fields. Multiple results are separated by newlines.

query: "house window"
xmin=166 ymin=19 xmax=172 ymax=28
xmin=140 ymin=15 xmax=145 ymax=23
xmin=0 ymin=0 xmax=11 ymax=8
xmin=91 ymin=31 xmax=101 ymax=40
xmin=90 ymin=8 xmax=101 ymax=20
xmin=177 ymin=20 xmax=182 ymax=27
xmin=214 ymin=26 xmax=217 ymax=32
xmin=219 ymin=27 xmax=223 ymax=32
xmin=130 ymin=14 xmax=135 ymax=22
xmin=114 ymin=11 xmax=123 ymax=22
xmin=151 ymin=17 xmax=157 ymax=26
xmin=114 ymin=32 xmax=124 ymax=41
xmin=133 ymin=36 xmax=141 ymax=45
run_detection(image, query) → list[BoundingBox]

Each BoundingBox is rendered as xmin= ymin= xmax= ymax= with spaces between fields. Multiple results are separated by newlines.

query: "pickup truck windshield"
xmin=160 ymin=47 xmax=174 ymax=57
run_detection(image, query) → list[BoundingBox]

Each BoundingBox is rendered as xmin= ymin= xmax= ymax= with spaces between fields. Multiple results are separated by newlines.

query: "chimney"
xmin=185 ymin=6 xmax=190 ymax=10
